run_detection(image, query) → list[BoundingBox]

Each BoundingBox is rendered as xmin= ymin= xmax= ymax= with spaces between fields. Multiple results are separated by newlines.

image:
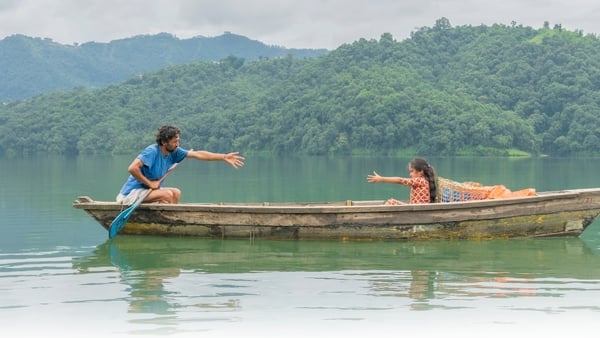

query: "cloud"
xmin=1 ymin=0 xmax=599 ymax=49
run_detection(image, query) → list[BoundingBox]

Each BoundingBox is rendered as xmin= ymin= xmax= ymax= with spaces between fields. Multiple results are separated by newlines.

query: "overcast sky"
xmin=1 ymin=0 xmax=599 ymax=49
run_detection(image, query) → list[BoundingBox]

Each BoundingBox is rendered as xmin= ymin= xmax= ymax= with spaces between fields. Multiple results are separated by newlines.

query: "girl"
xmin=367 ymin=158 xmax=437 ymax=204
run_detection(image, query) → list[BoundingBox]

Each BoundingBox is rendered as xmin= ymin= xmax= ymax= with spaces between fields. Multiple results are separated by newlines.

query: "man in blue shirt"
xmin=116 ymin=125 xmax=244 ymax=204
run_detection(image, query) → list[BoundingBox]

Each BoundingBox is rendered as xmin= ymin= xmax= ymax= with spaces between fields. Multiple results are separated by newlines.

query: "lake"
xmin=1 ymin=155 xmax=599 ymax=337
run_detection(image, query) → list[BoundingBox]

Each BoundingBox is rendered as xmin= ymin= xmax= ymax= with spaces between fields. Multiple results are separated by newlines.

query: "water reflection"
xmin=108 ymin=244 xmax=180 ymax=315
xmin=108 ymin=242 xmax=242 ymax=316
xmin=72 ymin=236 xmax=600 ymax=320
xmin=368 ymin=269 xmax=543 ymax=312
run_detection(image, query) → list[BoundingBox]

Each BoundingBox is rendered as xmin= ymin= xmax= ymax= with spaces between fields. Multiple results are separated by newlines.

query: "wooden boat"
xmin=73 ymin=187 xmax=600 ymax=240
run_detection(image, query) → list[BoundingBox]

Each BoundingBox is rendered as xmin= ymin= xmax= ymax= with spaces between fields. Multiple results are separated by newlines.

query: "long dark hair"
xmin=410 ymin=158 xmax=437 ymax=203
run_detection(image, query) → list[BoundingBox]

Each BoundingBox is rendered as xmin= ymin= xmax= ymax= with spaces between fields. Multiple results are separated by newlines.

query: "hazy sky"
xmin=1 ymin=0 xmax=599 ymax=49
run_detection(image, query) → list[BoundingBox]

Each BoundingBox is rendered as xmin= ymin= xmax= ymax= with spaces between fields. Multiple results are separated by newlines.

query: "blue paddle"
xmin=109 ymin=162 xmax=180 ymax=239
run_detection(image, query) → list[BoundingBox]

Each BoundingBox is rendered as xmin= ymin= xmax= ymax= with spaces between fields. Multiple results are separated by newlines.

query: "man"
xmin=116 ymin=125 xmax=244 ymax=204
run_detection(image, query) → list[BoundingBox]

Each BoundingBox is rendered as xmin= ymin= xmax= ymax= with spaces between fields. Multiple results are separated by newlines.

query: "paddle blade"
xmin=108 ymin=190 xmax=149 ymax=239
xmin=108 ymin=209 xmax=131 ymax=239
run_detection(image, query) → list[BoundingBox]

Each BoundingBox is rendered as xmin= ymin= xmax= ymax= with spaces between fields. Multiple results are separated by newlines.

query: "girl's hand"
xmin=367 ymin=171 xmax=382 ymax=183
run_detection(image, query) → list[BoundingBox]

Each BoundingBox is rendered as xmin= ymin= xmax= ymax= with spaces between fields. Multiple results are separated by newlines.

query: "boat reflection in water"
xmin=73 ymin=235 xmax=600 ymax=316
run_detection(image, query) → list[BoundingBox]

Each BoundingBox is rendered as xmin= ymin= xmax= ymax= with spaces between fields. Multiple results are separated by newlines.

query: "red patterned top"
xmin=396 ymin=177 xmax=431 ymax=204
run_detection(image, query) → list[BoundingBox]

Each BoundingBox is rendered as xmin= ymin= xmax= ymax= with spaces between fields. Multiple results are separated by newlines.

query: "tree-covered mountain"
xmin=2 ymin=18 xmax=600 ymax=157
xmin=0 ymin=32 xmax=328 ymax=100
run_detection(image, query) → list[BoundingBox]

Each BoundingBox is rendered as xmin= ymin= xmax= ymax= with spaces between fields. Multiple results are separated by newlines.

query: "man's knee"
xmin=150 ymin=188 xmax=181 ymax=204
xmin=170 ymin=188 xmax=181 ymax=203
xmin=160 ymin=188 xmax=180 ymax=203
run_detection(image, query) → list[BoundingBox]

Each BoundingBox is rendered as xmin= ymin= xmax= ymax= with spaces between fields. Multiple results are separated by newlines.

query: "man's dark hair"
xmin=156 ymin=125 xmax=181 ymax=145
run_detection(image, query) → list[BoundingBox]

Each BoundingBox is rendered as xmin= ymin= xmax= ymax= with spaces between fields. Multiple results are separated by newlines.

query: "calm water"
xmin=1 ymin=155 xmax=600 ymax=337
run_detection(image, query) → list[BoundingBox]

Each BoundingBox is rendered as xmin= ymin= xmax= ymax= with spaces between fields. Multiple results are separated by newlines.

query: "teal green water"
xmin=1 ymin=156 xmax=600 ymax=337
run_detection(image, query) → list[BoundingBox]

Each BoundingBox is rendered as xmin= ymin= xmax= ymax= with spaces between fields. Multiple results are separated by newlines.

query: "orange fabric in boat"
xmin=486 ymin=185 xmax=537 ymax=199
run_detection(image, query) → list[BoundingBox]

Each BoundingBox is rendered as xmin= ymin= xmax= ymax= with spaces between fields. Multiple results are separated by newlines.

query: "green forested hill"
xmin=2 ymin=18 xmax=600 ymax=157
xmin=0 ymin=32 xmax=327 ymax=100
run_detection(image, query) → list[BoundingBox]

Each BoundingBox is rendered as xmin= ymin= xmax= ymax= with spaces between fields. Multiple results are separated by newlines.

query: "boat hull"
xmin=73 ymin=188 xmax=600 ymax=240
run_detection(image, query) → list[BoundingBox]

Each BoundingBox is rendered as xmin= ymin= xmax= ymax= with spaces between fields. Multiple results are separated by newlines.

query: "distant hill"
xmin=3 ymin=19 xmax=600 ymax=157
xmin=0 ymin=32 xmax=328 ymax=100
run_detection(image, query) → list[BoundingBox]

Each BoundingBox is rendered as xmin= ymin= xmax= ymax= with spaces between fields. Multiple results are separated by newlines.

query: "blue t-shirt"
xmin=119 ymin=144 xmax=188 ymax=195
